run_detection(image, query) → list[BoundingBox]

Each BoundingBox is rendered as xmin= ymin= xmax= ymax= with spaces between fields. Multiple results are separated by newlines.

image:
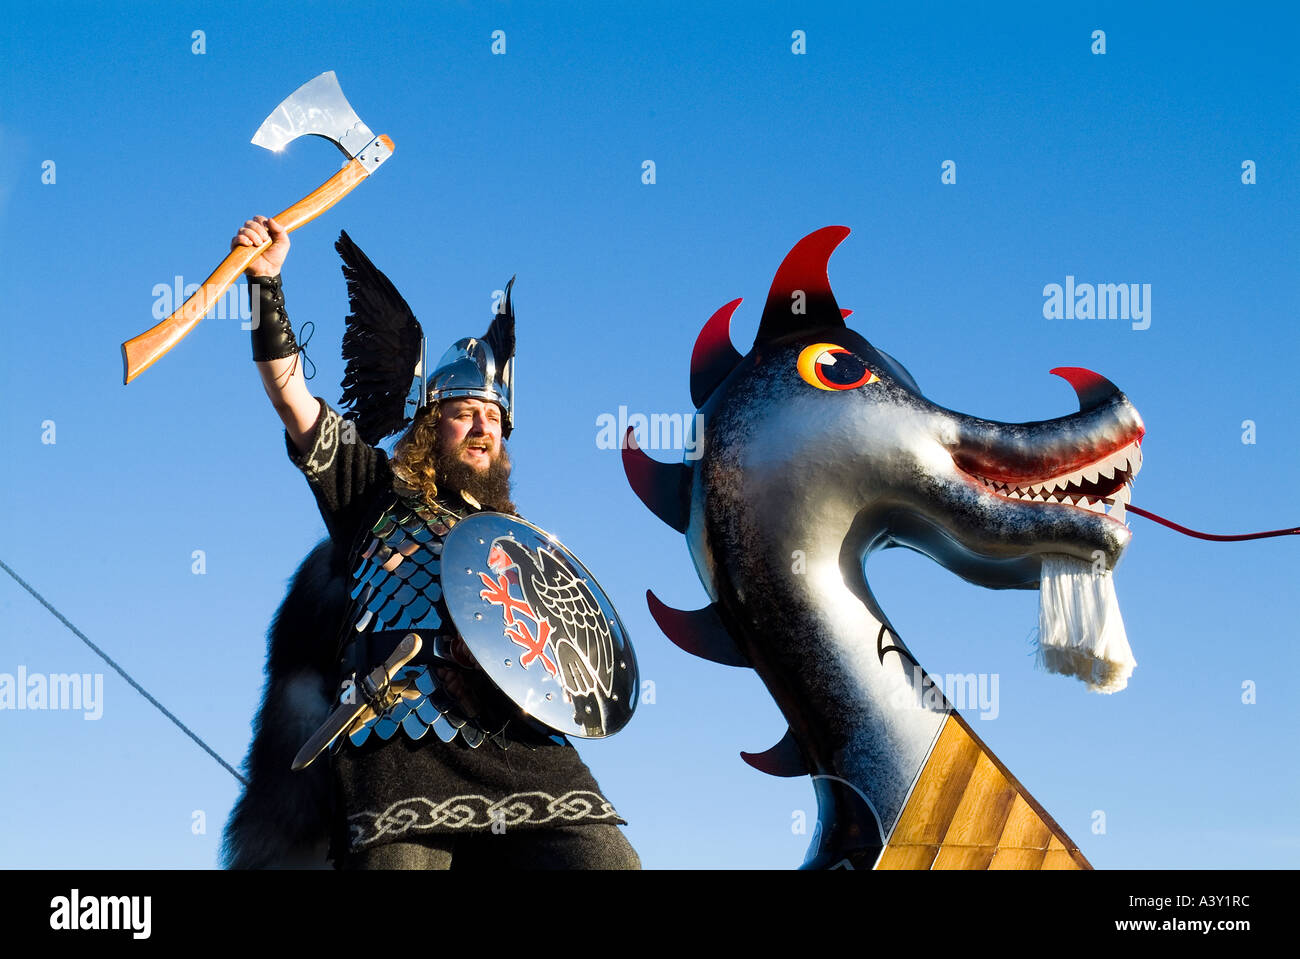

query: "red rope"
xmin=1128 ymin=504 xmax=1300 ymax=542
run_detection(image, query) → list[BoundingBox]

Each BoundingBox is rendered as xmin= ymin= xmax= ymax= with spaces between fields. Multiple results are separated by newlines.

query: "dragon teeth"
xmin=984 ymin=446 xmax=1137 ymax=521
xmin=1107 ymin=483 xmax=1131 ymax=522
xmin=986 ymin=439 xmax=1142 ymax=502
xmin=1106 ymin=441 xmax=1142 ymax=480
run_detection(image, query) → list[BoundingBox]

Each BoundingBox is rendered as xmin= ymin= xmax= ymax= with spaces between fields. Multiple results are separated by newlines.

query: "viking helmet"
xmin=406 ymin=277 xmax=517 ymax=437
xmin=336 ymin=230 xmax=518 ymax=444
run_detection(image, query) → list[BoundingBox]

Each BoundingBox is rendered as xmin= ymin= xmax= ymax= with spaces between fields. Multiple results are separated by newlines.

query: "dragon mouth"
xmin=963 ymin=438 xmax=1143 ymax=523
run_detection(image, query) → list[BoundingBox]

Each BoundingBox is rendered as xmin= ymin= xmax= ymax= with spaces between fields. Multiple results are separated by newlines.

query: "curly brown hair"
xmin=389 ymin=404 xmax=445 ymax=510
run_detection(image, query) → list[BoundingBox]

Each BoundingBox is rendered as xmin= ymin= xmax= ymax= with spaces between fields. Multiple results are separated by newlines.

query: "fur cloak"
xmin=220 ymin=539 xmax=348 ymax=869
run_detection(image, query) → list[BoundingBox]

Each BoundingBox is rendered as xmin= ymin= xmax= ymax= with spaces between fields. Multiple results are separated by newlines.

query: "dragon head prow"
xmin=623 ymin=226 xmax=1146 ymax=868
xmin=692 ymin=337 xmax=1143 ymax=596
xmin=627 ymin=223 xmax=1146 ymax=605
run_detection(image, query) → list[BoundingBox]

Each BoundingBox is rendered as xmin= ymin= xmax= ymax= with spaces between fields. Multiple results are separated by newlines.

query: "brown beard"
xmin=434 ymin=438 xmax=517 ymax=514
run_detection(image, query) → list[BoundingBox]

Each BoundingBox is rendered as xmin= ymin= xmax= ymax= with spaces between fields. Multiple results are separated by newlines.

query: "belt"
xmin=343 ymin=629 xmax=460 ymax=680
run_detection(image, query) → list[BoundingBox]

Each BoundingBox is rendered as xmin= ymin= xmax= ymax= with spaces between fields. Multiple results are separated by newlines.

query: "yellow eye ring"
xmin=797 ymin=343 xmax=879 ymax=391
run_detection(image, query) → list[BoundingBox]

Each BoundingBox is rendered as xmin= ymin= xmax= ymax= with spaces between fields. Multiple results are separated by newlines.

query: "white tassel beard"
xmin=1036 ymin=553 xmax=1136 ymax=693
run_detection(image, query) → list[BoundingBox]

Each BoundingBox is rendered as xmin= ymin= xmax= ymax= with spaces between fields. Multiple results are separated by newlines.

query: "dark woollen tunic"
xmin=286 ymin=397 xmax=625 ymax=860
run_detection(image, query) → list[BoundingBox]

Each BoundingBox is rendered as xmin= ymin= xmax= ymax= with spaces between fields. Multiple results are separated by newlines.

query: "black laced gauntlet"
xmin=249 ymin=273 xmax=315 ymax=378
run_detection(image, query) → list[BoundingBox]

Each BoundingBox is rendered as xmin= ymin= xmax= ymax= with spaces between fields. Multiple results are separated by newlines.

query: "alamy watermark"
xmin=151 ymin=276 xmax=261 ymax=328
xmin=50 ymin=889 xmax=150 ymax=939
xmin=597 ymin=405 xmax=704 ymax=460
xmin=1042 ymin=275 xmax=1151 ymax=330
xmin=890 ymin=669 xmax=1000 ymax=720
xmin=0 ymin=667 xmax=104 ymax=719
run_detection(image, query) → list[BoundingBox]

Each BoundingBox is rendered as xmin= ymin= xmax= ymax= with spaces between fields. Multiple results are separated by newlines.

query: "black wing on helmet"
xmin=336 ymin=230 xmax=425 ymax=446
xmin=482 ymin=275 xmax=515 ymax=369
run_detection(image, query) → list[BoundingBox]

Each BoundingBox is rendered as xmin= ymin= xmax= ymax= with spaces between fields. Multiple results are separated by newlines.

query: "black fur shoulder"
xmin=221 ymin=538 xmax=350 ymax=869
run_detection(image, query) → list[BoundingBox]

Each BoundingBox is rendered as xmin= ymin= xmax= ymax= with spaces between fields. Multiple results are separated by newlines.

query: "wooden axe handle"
xmin=121 ymin=134 xmax=395 ymax=384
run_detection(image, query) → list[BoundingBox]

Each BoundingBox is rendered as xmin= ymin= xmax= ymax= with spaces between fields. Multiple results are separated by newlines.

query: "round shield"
xmin=440 ymin=512 xmax=638 ymax=738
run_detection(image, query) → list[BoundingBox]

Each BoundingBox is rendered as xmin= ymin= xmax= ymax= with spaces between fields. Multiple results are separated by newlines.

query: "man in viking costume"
xmin=220 ymin=215 xmax=640 ymax=870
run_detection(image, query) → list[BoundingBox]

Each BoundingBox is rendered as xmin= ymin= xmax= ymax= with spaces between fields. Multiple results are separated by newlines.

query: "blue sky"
xmin=1 ymin=1 xmax=1296 ymax=869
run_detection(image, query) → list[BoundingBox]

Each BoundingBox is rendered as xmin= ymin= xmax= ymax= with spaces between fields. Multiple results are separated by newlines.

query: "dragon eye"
xmin=797 ymin=343 xmax=879 ymax=392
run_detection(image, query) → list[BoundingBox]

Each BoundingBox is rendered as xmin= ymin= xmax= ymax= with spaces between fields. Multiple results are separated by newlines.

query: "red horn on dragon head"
xmin=755 ymin=226 xmax=851 ymax=345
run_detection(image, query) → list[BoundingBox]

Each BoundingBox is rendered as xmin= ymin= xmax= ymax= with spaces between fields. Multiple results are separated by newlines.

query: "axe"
xmin=121 ymin=70 xmax=394 ymax=384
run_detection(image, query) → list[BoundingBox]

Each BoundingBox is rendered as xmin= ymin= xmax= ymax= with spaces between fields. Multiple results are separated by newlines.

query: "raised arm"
xmin=233 ymin=215 xmax=321 ymax=454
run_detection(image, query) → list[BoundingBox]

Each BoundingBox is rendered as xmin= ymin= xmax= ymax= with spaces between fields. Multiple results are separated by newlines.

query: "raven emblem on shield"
xmin=478 ymin=537 xmax=616 ymax=734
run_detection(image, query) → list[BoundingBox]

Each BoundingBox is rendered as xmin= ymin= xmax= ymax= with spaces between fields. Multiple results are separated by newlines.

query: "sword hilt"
xmin=359 ymin=667 xmax=396 ymax=714
xmin=290 ymin=632 xmax=422 ymax=772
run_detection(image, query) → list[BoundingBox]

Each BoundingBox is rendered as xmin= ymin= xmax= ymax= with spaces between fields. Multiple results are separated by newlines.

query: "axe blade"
xmin=251 ymin=69 xmax=376 ymax=160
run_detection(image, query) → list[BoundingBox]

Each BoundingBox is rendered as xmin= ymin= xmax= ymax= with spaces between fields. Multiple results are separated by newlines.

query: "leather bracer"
xmin=248 ymin=273 xmax=298 ymax=362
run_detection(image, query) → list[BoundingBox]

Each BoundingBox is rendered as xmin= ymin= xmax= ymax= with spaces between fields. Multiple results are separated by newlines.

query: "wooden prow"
xmin=876 ymin=712 xmax=1090 ymax=870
